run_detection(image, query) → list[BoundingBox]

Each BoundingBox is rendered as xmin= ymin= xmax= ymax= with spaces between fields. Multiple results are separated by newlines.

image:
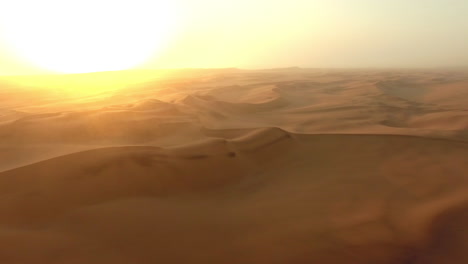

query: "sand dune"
xmin=1 ymin=68 xmax=468 ymax=263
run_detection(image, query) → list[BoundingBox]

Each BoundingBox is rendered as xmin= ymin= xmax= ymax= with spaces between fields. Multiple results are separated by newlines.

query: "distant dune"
xmin=1 ymin=68 xmax=468 ymax=263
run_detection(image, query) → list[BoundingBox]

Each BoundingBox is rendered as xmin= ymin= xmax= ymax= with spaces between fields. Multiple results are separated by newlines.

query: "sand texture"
xmin=1 ymin=68 xmax=468 ymax=263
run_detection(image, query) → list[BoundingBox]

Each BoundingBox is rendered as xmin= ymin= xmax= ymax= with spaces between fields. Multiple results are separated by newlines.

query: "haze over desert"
xmin=1 ymin=0 xmax=468 ymax=262
xmin=0 ymin=68 xmax=467 ymax=263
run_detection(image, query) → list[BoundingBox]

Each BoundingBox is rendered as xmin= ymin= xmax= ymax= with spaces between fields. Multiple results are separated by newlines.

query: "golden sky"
xmin=0 ymin=0 xmax=467 ymax=75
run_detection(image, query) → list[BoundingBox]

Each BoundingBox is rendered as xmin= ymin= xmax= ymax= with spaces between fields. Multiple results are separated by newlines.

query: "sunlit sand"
xmin=1 ymin=68 xmax=468 ymax=263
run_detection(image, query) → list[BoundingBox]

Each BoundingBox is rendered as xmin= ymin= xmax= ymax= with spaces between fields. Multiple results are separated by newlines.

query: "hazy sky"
xmin=0 ymin=0 xmax=467 ymax=74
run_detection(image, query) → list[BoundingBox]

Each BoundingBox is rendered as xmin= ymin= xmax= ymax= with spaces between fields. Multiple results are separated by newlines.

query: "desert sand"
xmin=1 ymin=68 xmax=468 ymax=263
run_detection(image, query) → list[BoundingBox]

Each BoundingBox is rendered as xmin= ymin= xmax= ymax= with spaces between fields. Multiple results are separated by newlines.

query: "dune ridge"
xmin=1 ymin=68 xmax=468 ymax=263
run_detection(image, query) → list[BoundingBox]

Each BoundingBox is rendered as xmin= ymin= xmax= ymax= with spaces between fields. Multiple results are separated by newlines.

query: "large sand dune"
xmin=1 ymin=68 xmax=468 ymax=263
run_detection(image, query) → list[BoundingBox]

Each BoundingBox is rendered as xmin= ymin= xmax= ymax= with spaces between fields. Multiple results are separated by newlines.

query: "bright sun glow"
xmin=0 ymin=0 xmax=178 ymax=73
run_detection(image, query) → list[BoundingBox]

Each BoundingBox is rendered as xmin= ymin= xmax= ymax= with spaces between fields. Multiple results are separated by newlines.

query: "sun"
xmin=0 ymin=0 xmax=178 ymax=73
